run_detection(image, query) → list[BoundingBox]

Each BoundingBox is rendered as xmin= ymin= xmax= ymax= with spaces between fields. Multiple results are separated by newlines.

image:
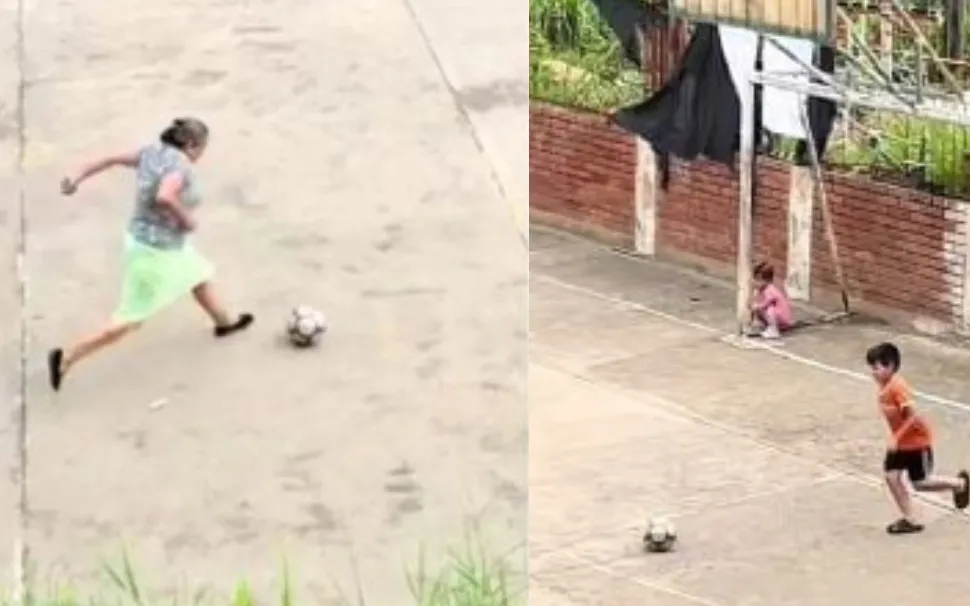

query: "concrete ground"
xmin=530 ymin=225 xmax=970 ymax=606
xmin=0 ymin=0 xmax=526 ymax=603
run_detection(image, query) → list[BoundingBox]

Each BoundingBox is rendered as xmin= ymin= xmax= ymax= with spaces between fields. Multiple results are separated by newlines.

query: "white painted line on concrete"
xmin=536 ymin=358 xmax=967 ymax=519
xmin=400 ymin=0 xmax=527 ymax=247
xmin=534 ymin=274 xmax=720 ymax=335
xmin=667 ymin=473 xmax=845 ymax=522
xmin=747 ymin=340 xmax=970 ymax=414
xmin=534 ymin=273 xmax=970 ymax=415
xmin=559 ymin=550 xmax=729 ymax=606
xmin=530 ymin=472 xmax=840 ymax=570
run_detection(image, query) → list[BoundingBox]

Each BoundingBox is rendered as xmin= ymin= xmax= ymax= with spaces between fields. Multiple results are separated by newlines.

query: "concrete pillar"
xmin=634 ymin=139 xmax=661 ymax=256
xmin=958 ymin=203 xmax=970 ymax=333
xmin=786 ymin=166 xmax=814 ymax=301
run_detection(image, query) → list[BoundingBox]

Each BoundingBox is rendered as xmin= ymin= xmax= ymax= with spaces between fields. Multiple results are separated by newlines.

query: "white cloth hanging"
xmin=761 ymin=35 xmax=816 ymax=139
xmin=717 ymin=25 xmax=759 ymax=106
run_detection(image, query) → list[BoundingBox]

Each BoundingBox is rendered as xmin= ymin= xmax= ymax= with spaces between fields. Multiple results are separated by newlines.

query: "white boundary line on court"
xmin=533 ymin=358 xmax=968 ymax=605
xmin=666 ymin=473 xmax=844 ymax=521
xmin=534 ymin=273 xmax=970 ymax=415
xmin=558 ymin=550 xmax=729 ymax=606
xmin=537 ymin=356 xmax=968 ymax=518
xmin=400 ymin=0 xmax=528 ymax=248
xmin=530 ymin=470 xmax=841 ymax=570
xmin=533 ymin=260 xmax=970 ymax=605
xmin=532 ymin=274 xmax=721 ymax=335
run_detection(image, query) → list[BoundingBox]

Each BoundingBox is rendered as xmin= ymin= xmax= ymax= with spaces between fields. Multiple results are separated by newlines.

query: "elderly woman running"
xmin=49 ymin=117 xmax=253 ymax=391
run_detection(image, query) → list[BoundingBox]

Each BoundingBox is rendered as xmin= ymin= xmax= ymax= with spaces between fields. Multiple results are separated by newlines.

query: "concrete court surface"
xmin=0 ymin=0 xmax=527 ymax=602
xmin=530 ymin=226 xmax=970 ymax=606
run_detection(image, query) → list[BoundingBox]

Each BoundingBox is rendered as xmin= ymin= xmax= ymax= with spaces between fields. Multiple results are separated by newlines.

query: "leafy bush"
xmin=529 ymin=0 xmax=645 ymax=111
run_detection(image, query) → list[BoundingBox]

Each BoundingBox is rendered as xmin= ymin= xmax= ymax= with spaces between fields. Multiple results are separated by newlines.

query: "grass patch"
xmin=407 ymin=532 xmax=518 ymax=606
xmin=0 ymin=538 xmax=522 ymax=606
xmin=826 ymin=112 xmax=970 ymax=194
xmin=765 ymin=107 xmax=970 ymax=197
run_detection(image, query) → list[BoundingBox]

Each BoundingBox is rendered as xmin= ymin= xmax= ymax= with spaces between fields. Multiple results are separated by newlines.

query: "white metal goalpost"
xmin=733 ymin=17 xmax=970 ymax=334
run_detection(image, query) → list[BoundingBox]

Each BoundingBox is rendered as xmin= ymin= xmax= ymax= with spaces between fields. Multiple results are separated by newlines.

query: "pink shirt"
xmin=756 ymin=283 xmax=794 ymax=328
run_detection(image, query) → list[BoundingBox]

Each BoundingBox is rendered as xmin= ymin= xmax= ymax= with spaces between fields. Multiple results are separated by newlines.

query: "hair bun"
xmin=159 ymin=117 xmax=209 ymax=151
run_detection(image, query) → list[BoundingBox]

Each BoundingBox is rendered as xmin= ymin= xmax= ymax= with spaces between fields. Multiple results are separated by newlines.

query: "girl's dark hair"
xmin=866 ymin=342 xmax=901 ymax=370
xmin=159 ymin=117 xmax=209 ymax=150
xmin=753 ymin=261 xmax=774 ymax=282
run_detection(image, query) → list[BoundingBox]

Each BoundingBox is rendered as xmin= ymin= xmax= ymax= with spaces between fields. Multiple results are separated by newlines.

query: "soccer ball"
xmin=643 ymin=517 xmax=677 ymax=553
xmin=286 ymin=305 xmax=327 ymax=347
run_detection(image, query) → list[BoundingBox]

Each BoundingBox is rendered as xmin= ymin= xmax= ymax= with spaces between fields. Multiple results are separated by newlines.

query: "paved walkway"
xmin=0 ymin=1 xmax=526 ymax=602
xmin=531 ymin=226 xmax=970 ymax=606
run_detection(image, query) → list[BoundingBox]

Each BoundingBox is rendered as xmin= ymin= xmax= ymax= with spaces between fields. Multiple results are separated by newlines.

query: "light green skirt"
xmin=113 ymin=234 xmax=214 ymax=324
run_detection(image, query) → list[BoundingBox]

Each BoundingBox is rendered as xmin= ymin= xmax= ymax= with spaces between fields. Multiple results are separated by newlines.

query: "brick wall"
xmin=814 ymin=176 xmax=964 ymax=319
xmin=659 ymin=157 xmax=791 ymax=279
xmin=530 ymin=104 xmax=637 ymax=241
xmin=529 ymin=103 xmax=970 ymax=327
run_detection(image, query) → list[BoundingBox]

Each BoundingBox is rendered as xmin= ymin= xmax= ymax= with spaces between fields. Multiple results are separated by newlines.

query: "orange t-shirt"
xmin=880 ymin=375 xmax=932 ymax=450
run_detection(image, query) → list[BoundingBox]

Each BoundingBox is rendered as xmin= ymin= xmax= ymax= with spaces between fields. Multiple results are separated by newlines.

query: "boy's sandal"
xmin=886 ymin=518 xmax=924 ymax=535
xmin=954 ymin=471 xmax=970 ymax=510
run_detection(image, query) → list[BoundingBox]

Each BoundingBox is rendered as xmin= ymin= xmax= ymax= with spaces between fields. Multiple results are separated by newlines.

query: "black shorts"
xmin=884 ymin=448 xmax=934 ymax=482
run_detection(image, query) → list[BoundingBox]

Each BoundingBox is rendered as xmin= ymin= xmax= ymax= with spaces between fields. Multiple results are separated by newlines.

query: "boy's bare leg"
xmin=913 ymin=476 xmax=965 ymax=492
xmin=915 ymin=471 xmax=970 ymax=510
xmin=885 ymin=471 xmax=916 ymax=520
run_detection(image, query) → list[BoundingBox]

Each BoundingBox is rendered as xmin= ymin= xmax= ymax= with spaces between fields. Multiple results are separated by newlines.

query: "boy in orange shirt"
xmin=867 ymin=342 xmax=970 ymax=534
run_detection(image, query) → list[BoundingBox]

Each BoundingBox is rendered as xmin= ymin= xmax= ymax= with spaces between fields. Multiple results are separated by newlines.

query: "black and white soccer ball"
xmin=643 ymin=517 xmax=677 ymax=553
xmin=286 ymin=305 xmax=327 ymax=347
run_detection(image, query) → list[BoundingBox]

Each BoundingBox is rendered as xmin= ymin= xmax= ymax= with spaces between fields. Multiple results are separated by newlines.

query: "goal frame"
xmin=734 ymin=33 xmax=970 ymax=334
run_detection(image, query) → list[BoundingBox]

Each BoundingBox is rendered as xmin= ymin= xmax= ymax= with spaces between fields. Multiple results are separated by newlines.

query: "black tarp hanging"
xmin=587 ymin=0 xmax=651 ymax=68
xmin=794 ymin=44 xmax=837 ymax=165
xmin=600 ymin=13 xmax=835 ymax=206
xmin=612 ymin=24 xmax=752 ymax=168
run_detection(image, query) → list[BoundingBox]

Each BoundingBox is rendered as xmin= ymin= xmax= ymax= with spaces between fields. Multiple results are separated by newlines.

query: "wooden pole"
xmin=798 ymin=103 xmax=851 ymax=313
xmin=878 ymin=0 xmax=893 ymax=77
xmin=890 ymin=0 xmax=965 ymax=96
xmin=836 ymin=9 xmax=906 ymax=98
xmin=946 ymin=0 xmax=967 ymax=63
xmin=736 ymin=51 xmax=758 ymax=335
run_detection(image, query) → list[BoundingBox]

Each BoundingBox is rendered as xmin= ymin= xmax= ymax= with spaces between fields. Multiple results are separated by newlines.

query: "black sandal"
xmin=214 ymin=313 xmax=254 ymax=338
xmin=48 ymin=348 xmax=64 ymax=391
xmin=954 ymin=471 xmax=970 ymax=510
xmin=886 ymin=518 xmax=924 ymax=535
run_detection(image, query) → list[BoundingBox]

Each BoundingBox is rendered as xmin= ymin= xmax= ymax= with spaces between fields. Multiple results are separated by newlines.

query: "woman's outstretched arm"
xmin=61 ymin=149 xmax=141 ymax=195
